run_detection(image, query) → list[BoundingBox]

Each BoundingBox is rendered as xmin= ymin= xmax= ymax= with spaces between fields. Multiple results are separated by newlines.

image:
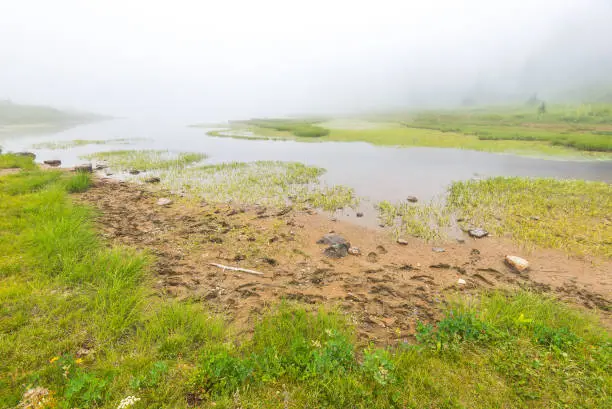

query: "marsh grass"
xmin=380 ymin=177 xmax=611 ymax=257
xmin=32 ymin=138 xmax=147 ymax=150
xmin=149 ymin=161 xmax=359 ymax=211
xmin=448 ymin=177 xmax=612 ymax=257
xmin=1 ymin=165 xmax=610 ymax=408
xmin=82 ymin=150 xmax=207 ymax=171
xmin=0 ymin=153 xmax=37 ymax=170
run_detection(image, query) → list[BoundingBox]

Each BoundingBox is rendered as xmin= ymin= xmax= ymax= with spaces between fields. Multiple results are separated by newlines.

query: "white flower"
xmin=117 ymin=396 xmax=141 ymax=409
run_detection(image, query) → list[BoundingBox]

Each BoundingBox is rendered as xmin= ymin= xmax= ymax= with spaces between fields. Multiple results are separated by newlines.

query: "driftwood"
xmin=208 ymin=263 xmax=264 ymax=276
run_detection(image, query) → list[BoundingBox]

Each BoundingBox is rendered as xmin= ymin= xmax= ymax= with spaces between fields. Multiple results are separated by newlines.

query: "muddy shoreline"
xmin=78 ymin=177 xmax=612 ymax=343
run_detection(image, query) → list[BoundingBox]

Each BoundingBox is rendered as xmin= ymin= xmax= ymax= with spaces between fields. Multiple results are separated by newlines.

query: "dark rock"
xmin=430 ymin=263 xmax=451 ymax=269
xmin=129 ymin=169 xmax=140 ymax=175
xmin=397 ymin=238 xmax=409 ymax=245
xmin=317 ymin=234 xmax=349 ymax=247
xmin=15 ymin=152 xmax=36 ymax=159
xmin=406 ymin=195 xmax=418 ymax=203
xmin=74 ymin=163 xmax=93 ymax=173
xmin=468 ymin=228 xmax=489 ymax=238
xmin=356 ymin=212 xmax=364 ymax=218
xmin=324 ymin=243 xmax=349 ymax=258
xmin=95 ymin=163 xmax=108 ymax=170
xmin=145 ymin=177 xmax=161 ymax=183
xmin=43 ymin=159 xmax=61 ymax=167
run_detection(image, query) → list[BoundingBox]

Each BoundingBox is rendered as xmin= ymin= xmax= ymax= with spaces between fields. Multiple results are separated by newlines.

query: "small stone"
xmin=432 ymin=247 xmax=445 ymax=253
xmin=74 ymin=163 xmax=93 ymax=173
xmin=505 ymin=255 xmax=529 ymax=272
xmin=456 ymin=238 xmax=466 ymax=244
xmin=406 ymin=195 xmax=418 ymax=203
xmin=43 ymin=159 xmax=61 ymax=167
xmin=457 ymin=278 xmax=467 ymax=285
xmin=330 ymin=217 xmax=337 ymax=222
xmin=468 ymin=228 xmax=489 ymax=238
xmin=348 ymin=246 xmax=361 ymax=256
xmin=129 ymin=169 xmax=140 ymax=175
xmin=157 ymin=198 xmax=173 ymax=206
xmin=397 ymin=238 xmax=409 ymax=245
xmin=95 ymin=163 xmax=108 ymax=170
xmin=145 ymin=177 xmax=161 ymax=183
xmin=356 ymin=212 xmax=364 ymax=218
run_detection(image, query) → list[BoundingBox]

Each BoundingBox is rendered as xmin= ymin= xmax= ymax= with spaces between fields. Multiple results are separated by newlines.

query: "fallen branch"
xmin=208 ymin=263 xmax=264 ymax=276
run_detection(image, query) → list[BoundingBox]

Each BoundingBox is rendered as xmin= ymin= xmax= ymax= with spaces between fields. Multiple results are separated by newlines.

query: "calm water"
xmin=2 ymin=119 xmax=611 ymax=212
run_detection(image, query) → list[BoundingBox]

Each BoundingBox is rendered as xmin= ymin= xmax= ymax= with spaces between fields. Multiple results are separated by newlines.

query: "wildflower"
xmin=324 ymin=329 xmax=333 ymax=337
xmin=117 ymin=396 xmax=141 ymax=409
xmin=311 ymin=340 xmax=322 ymax=348
xmin=75 ymin=358 xmax=83 ymax=365
xmin=49 ymin=357 xmax=59 ymax=364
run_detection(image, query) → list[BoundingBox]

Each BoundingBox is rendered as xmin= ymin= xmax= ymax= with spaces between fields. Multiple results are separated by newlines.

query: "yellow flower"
xmin=75 ymin=358 xmax=83 ymax=364
xmin=49 ymin=356 xmax=59 ymax=364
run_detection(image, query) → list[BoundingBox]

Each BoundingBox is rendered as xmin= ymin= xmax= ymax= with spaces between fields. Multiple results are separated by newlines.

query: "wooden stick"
xmin=208 ymin=263 xmax=264 ymax=276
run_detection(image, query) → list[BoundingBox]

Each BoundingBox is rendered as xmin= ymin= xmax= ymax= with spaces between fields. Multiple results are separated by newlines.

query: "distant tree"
xmin=538 ymin=101 xmax=547 ymax=115
xmin=526 ymin=93 xmax=540 ymax=106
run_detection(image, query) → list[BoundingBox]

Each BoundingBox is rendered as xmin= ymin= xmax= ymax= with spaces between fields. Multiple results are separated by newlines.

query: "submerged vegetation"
xmin=82 ymin=150 xmax=207 ymax=171
xmin=32 ymin=138 xmax=147 ymax=150
xmin=378 ymin=177 xmax=612 ymax=257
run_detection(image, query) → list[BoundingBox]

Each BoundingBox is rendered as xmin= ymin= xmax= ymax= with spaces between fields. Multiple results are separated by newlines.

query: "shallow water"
xmin=2 ymin=118 xmax=611 ymax=209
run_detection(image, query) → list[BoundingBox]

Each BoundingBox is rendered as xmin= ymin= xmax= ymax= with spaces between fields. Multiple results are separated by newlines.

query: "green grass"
xmin=448 ymin=177 xmax=612 ymax=258
xmin=1 ymin=165 xmax=610 ymax=408
xmin=32 ymin=138 xmax=146 ymax=150
xmin=151 ymin=160 xmax=359 ymax=211
xmin=204 ymin=106 xmax=612 ymax=159
xmin=377 ymin=177 xmax=612 ymax=257
xmin=232 ymin=118 xmax=330 ymax=138
xmin=82 ymin=150 xmax=207 ymax=171
xmin=0 ymin=153 xmax=37 ymax=170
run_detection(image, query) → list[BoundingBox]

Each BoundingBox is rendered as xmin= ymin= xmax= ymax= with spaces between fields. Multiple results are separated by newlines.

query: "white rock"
xmin=157 ymin=198 xmax=173 ymax=206
xmin=457 ymin=278 xmax=467 ymax=285
xmin=505 ymin=255 xmax=529 ymax=272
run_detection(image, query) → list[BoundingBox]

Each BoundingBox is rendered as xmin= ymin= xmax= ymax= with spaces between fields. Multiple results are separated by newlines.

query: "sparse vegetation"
xmin=232 ymin=118 xmax=330 ymax=138
xmin=82 ymin=150 xmax=207 ymax=171
xmin=32 ymin=138 xmax=146 ymax=150
xmin=378 ymin=177 xmax=612 ymax=257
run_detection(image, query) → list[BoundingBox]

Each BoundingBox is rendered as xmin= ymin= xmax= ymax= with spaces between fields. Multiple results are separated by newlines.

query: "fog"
xmin=1 ymin=0 xmax=611 ymax=121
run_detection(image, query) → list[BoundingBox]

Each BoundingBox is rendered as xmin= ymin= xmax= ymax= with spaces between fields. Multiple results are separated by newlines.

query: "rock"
xmin=74 ymin=163 xmax=93 ymax=173
xmin=406 ymin=195 xmax=418 ymax=203
xmin=317 ymin=234 xmax=350 ymax=247
xmin=348 ymin=246 xmax=361 ymax=256
xmin=367 ymin=252 xmax=379 ymax=263
xmin=468 ymin=228 xmax=489 ymax=238
xmin=397 ymin=238 xmax=409 ymax=245
xmin=129 ymin=169 xmax=140 ymax=175
xmin=432 ymin=247 xmax=446 ymax=252
xmin=505 ymin=255 xmax=529 ymax=272
xmin=324 ymin=243 xmax=349 ymax=258
xmin=457 ymin=278 xmax=467 ymax=285
xmin=43 ymin=159 xmax=61 ymax=167
xmin=145 ymin=177 xmax=161 ymax=183
xmin=95 ymin=163 xmax=108 ymax=170
xmin=330 ymin=217 xmax=337 ymax=222
xmin=157 ymin=198 xmax=173 ymax=206
xmin=456 ymin=238 xmax=466 ymax=244
xmin=15 ymin=152 xmax=36 ymax=159
xmin=356 ymin=212 xmax=364 ymax=218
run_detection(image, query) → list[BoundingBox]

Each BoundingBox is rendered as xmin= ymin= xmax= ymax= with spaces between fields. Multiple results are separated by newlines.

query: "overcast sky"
xmin=1 ymin=0 xmax=611 ymax=121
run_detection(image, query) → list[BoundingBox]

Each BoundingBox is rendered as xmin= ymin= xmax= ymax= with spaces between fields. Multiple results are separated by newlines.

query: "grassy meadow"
xmin=1 ymin=154 xmax=610 ymax=408
xmin=201 ymin=104 xmax=612 ymax=159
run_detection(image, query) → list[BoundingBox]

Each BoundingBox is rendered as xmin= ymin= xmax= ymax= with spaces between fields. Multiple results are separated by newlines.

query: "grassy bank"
xmin=378 ymin=177 xmax=612 ymax=258
xmin=201 ymin=105 xmax=612 ymax=159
